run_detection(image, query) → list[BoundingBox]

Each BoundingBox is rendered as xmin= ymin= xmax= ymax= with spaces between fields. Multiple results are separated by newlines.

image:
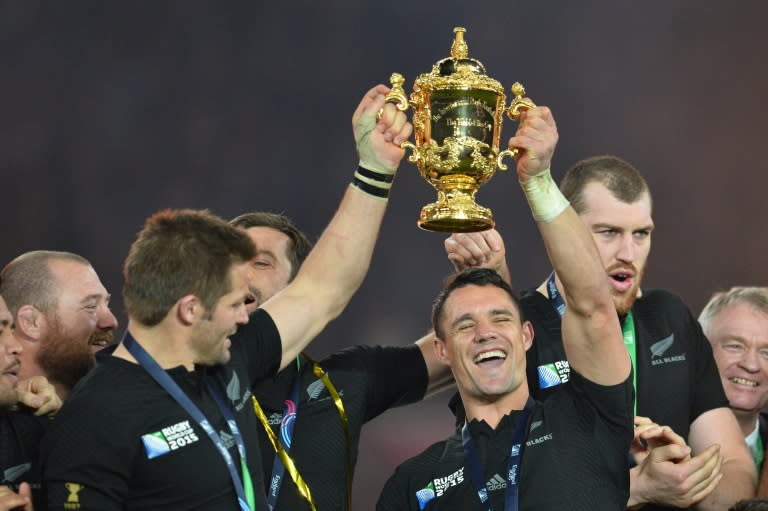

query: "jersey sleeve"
xmin=568 ymin=369 xmax=634 ymax=433
xmin=324 ymin=344 xmax=428 ymax=422
xmin=687 ymin=307 xmax=729 ymax=420
xmin=231 ymin=307 xmax=283 ymax=385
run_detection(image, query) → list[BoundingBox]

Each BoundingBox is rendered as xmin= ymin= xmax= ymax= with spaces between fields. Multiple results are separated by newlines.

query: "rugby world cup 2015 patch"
xmin=537 ymin=360 xmax=570 ymax=389
xmin=141 ymin=420 xmax=200 ymax=459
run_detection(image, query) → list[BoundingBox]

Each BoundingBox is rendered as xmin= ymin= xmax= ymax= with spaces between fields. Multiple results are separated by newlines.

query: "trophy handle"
xmin=377 ymin=72 xmax=411 ymax=121
xmin=498 ymin=82 xmax=537 ymax=170
xmin=385 ymin=73 xmax=410 ymax=112
xmin=400 ymin=141 xmax=420 ymax=163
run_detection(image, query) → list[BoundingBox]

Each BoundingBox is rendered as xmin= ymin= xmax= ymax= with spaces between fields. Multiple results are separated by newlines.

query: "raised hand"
xmin=352 ymin=85 xmax=413 ymax=174
xmin=444 ymin=230 xmax=511 ymax=284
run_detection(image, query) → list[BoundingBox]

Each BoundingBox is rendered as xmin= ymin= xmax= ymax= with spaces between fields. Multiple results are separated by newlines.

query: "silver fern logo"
xmin=226 ymin=371 xmax=241 ymax=401
xmin=306 ymin=378 xmax=326 ymax=400
xmin=650 ymin=335 xmax=674 ymax=358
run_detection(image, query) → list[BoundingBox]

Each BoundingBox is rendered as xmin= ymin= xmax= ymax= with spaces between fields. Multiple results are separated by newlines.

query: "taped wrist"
xmin=519 ymin=169 xmax=570 ymax=222
xmin=351 ymin=165 xmax=393 ymax=199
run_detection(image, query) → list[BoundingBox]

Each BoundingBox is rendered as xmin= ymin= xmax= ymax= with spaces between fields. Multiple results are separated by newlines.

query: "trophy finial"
xmin=451 ymin=27 xmax=468 ymax=60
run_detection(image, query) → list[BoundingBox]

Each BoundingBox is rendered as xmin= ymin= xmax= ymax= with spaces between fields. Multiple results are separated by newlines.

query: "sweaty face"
xmin=242 ymin=227 xmax=294 ymax=313
xmin=578 ymin=182 xmax=653 ymax=315
xmin=189 ymin=263 xmax=251 ymax=366
xmin=0 ymin=296 xmax=21 ymax=407
xmin=18 ymin=260 xmax=118 ymax=388
xmin=436 ymin=285 xmax=532 ymax=405
xmin=707 ymin=303 xmax=768 ymax=421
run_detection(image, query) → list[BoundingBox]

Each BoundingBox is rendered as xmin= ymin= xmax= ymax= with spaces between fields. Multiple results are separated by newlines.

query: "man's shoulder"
xmin=633 ymin=289 xmax=691 ymax=316
xmin=321 ymin=344 xmax=421 ymax=371
xmin=392 ymin=431 xmax=463 ymax=476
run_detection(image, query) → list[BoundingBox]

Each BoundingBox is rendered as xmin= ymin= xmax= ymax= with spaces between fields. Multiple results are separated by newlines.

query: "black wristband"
xmin=351 ymin=176 xmax=390 ymax=198
xmin=357 ymin=165 xmax=394 ymax=183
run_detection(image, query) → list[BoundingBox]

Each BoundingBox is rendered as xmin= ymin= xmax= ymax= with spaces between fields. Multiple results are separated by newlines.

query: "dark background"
xmin=2 ymin=1 xmax=767 ymax=508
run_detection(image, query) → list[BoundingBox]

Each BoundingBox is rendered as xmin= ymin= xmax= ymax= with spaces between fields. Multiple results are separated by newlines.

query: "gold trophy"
xmin=385 ymin=27 xmax=535 ymax=232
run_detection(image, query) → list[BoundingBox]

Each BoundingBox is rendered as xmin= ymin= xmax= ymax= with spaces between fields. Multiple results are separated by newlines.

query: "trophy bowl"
xmin=385 ymin=27 xmax=534 ymax=232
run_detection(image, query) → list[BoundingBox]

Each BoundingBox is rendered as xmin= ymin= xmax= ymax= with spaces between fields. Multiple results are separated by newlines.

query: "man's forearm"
xmin=267 ymin=183 xmax=388 ymax=369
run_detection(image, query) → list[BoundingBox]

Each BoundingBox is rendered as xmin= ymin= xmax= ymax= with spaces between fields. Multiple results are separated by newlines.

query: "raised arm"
xmin=511 ymin=107 xmax=629 ymax=385
xmin=261 ymin=84 xmax=412 ymax=370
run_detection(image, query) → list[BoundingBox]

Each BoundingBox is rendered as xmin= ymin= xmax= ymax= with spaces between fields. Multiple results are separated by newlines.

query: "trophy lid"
xmin=416 ymin=27 xmax=504 ymax=95
xmin=436 ymin=27 xmax=487 ymax=76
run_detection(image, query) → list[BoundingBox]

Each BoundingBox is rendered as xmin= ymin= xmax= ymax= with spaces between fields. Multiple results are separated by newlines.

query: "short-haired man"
xmin=229 ymin=211 xmax=449 ymax=511
xmin=699 ymin=287 xmax=768 ymax=475
xmin=40 ymin=84 xmax=412 ymax=510
xmin=378 ymin=107 xmax=636 ymax=509
xmin=0 ymin=251 xmax=118 ymax=399
xmin=445 ymin=155 xmax=755 ymax=508
xmin=0 ymin=291 xmax=61 ymax=511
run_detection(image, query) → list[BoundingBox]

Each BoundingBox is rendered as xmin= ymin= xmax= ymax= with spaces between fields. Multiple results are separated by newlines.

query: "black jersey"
xmin=252 ymin=344 xmax=428 ymax=511
xmin=523 ymin=288 xmax=728 ymax=440
xmin=41 ymin=308 xmax=282 ymax=511
xmin=377 ymin=371 xmax=633 ymax=511
xmin=0 ymin=412 xmax=48 ymax=506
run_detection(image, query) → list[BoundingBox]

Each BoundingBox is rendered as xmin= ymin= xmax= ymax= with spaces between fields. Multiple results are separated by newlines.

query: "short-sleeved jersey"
xmin=253 ymin=344 xmax=428 ymax=511
xmin=377 ymin=371 xmax=633 ymax=511
xmin=523 ymin=288 xmax=728 ymax=440
xmin=41 ymin=308 xmax=282 ymax=511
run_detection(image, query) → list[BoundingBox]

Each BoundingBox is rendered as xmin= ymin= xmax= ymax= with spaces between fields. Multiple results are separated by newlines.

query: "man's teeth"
xmin=474 ymin=351 xmax=506 ymax=363
xmin=731 ymin=377 xmax=758 ymax=387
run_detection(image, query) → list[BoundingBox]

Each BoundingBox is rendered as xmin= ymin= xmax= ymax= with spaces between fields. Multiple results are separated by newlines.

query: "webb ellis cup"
xmin=385 ymin=27 xmax=535 ymax=232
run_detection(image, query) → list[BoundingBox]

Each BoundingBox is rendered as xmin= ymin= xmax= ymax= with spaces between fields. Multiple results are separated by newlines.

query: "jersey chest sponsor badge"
xmin=141 ymin=420 xmax=200 ymax=459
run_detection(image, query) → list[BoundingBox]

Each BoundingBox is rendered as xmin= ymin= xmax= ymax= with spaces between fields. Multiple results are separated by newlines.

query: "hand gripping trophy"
xmin=383 ymin=27 xmax=535 ymax=232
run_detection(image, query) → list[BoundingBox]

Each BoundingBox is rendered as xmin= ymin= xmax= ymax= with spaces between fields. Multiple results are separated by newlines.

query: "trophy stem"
xmin=418 ymin=175 xmax=495 ymax=233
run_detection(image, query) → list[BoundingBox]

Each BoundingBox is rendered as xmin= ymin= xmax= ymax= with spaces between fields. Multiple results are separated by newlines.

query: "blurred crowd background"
xmin=2 ymin=1 xmax=767 ymax=508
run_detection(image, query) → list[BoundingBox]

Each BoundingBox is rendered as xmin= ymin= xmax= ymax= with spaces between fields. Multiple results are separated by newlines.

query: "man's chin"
xmin=613 ymin=292 xmax=638 ymax=316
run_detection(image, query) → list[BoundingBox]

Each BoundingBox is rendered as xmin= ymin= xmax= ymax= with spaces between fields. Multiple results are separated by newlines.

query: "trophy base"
xmin=418 ymin=202 xmax=495 ymax=233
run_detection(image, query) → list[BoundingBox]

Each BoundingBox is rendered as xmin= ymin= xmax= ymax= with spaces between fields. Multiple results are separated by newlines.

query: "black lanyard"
xmin=461 ymin=397 xmax=534 ymax=511
xmin=123 ymin=332 xmax=254 ymax=511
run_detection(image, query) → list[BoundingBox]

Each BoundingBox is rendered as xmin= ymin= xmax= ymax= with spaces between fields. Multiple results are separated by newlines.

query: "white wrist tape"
xmin=519 ymin=169 xmax=570 ymax=223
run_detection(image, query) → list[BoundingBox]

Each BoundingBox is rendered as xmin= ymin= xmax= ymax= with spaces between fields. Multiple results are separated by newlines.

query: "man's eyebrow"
xmin=80 ymin=293 xmax=109 ymax=304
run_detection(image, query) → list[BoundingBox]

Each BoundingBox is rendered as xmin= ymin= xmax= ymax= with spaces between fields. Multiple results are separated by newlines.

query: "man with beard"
xmin=699 ymin=288 xmax=768 ymax=476
xmin=0 ymin=251 xmax=118 ymax=400
xmin=228 ymin=211 xmax=450 ymax=511
xmin=40 ymin=83 xmax=413 ymax=510
xmin=444 ymin=155 xmax=755 ymax=509
xmin=0 ymin=290 xmax=62 ymax=510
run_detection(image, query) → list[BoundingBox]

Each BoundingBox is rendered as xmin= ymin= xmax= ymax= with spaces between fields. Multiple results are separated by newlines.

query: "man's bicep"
xmin=561 ymin=311 xmax=630 ymax=386
xmin=688 ymin=407 xmax=751 ymax=461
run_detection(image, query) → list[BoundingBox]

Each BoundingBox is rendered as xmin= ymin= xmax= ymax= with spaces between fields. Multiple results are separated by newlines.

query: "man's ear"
xmin=176 ymin=295 xmax=201 ymax=326
xmin=522 ymin=320 xmax=534 ymax=351
xmin=16 ymin=305 xmax=43 ymax=340
xmin=433 ymin=336 xmax=451 ymax=365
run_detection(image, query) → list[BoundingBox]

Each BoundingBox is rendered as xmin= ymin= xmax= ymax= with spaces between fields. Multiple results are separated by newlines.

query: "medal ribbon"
xmin=546 ymin=272 xmax=638 ymax=414
xmin=461 ymin=397 xmax=534 ymax=511
xmin=253 ymin=354 xmax=351 ymax=510
xmin=124 ymin=333 xmax=254 ymax=511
